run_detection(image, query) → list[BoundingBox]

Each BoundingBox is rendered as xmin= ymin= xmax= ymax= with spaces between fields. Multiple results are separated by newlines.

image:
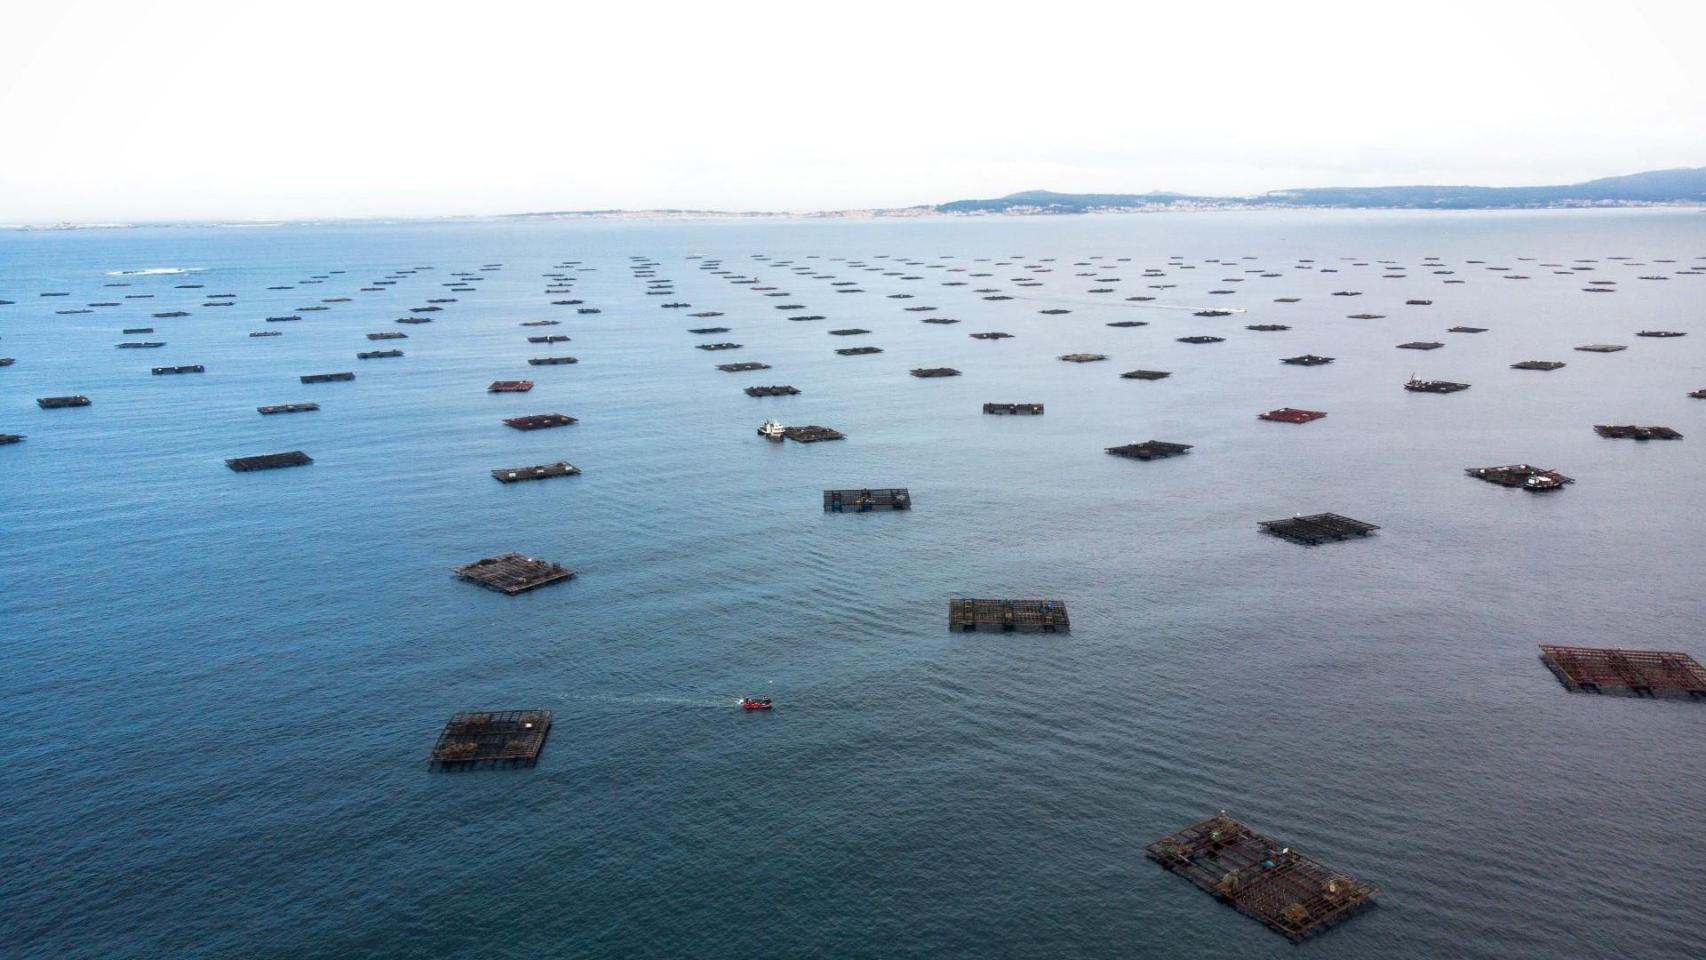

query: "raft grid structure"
xmin=428 ymin=710 xmax=553 ymax=768
xmin=1539 ymin=644 xmax=1706 ymax=700
xmin=1259 ymin=513 xmax=1379 ymax=545
xmin=1145 ymin=813 xmax=1377 ymax=942
xmin=949 ymin=598 xmax=1070 ymax=632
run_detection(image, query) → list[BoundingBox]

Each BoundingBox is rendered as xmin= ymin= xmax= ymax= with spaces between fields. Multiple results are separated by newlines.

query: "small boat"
xmin=758 ymin=419 xmax=786 ymax=441
xmin=739 ymin=697 xmax=773 ymax=711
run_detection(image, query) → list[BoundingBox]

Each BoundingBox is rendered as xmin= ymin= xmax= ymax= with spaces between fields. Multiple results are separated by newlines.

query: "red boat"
xmin=739 ymin=697 xmax=772 ymax=711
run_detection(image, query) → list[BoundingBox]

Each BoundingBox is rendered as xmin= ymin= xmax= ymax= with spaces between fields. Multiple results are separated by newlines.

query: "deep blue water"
xmin=2 ymin=211 xmax=1703 ymax=959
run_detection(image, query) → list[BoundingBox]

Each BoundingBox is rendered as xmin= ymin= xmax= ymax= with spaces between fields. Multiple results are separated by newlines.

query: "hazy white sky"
xmin=2 ymin=0 xmax=1702 ymax=221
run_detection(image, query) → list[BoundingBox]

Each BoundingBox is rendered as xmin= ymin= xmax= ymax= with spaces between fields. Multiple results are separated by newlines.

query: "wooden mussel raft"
xmin=969 ymin=331 xmax=1013 ymax=340
xmin=452 ymin=553 xmax=575 ymax=594
xmin=1146 ymin=813 xmax=1376 ymax=942
xmin=1404 ymin=378 xmax=1468 ymax=393
xmin=488 ymin=380 xmax=533 ymax=393
xmin=1396 ymin=341 xmax=1444 ymax=351
xmin=491 ymin=461 xmax=580 ymax=483
xmin=984 ymin=403 xmax=1043 ymax=415
xmin=949 ymin=598 xmax=1070 ymax=633
xmin=428 ymin=710 xmax=553 ymax=768
xmin=1059 ymin=353 xmax=1107 ymax=363
xmin=1539 ymin=644 xmax=1706 ymax=700
xmin=0 ymin=433 xmax=23 ymax=445
xmin=835 ymin=347 xmax=882 ymax=356
xmin=301 ymin=372 xmax=354 ymax=384
xmin=528 ymin=335 xmax=571 ymax=344
xmin=1466 ymin=464 xmax=1573 ymax=491
xmin=1281 ymin=355 xmax=1333 ymax=366
xmin=745 ymin=385 xmax=800 ymax=397
xmin=1594 ymin=424 xmax=1682 ymax=440
xmin=1259 ymin=513 xmax=1379 ymax=545
xmin=1575 ymin=344 xmax=1627 ymax=353
xmin=1259 ymin=407 xmax=1326 ymax=424
xmin=911 ymin=367 xmax=961 ymax=378
xmin=37 ymin=395 xmax=92 ymax=408
xmin=824 ymin=487 xmax=911 ymax=512
xmin=1247 ymin=324 xmax=1290 ymax=332
xmin=504 ymin=413 xmax=577 ymax=431
xmin=258 ymin=403 xmax=318 ymax=415
xmin=357 ymin=349 xmax=403 ymax=359
xmin=225 ymin=450 xmax=313 ymax=472
xmin=1512 ymin=360 xmax=1566 ymax=371
xmin=152 ymin=364 xmax=205 ymax=375
xmin=1106 ymin=441 xmax=1192 ymax=461
xmin=366 ymin=331 xmax=407 ymax=340
xmin=1636 ymin=330 xmax=1686 ymax=338
xmin=719 ymin=361 xmax=772 ymax=371
xmin=783 ymin=425 xmax=844 ymax=443
xmin=1448 ymin=326 xmax=1488 ymax=333
xmin=117 ymin=341 xmax=165 ymax=349
xmin=1122 ymin=369 xmax=1171 ymax=380
xmin=529 ymin=356 xmax=578 ymax=365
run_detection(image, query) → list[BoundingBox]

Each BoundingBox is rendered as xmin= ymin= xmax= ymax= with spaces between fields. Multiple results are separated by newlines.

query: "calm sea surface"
xmin=2 ymin=211 xmax=1703 ymax=959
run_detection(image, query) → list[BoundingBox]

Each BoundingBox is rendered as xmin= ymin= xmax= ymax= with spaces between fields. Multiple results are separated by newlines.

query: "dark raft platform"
xmin=984 ymin=403 xmax=1043 ymax=415
xmin=225 ymin=450 xmax=313 ymax=472
xmin=428 ymin=710 xmax=553 ymax=768
xmin=783 ymin=425 xmax=844 ymax=443
xmin=1146 ymin=813 xmax=1377 ymax=942
xmin=452 ymin=553 xmax=575 ymax=594
xmin=949 ymin=598 xmax=1070 ymax=633
xmin=1594 ymin=425 xmax=1682 ymax=440
xmin=491 ymin=461 xmax=580 ymax=483
xmin=1259 ymin=513 xmax=1379 ymax=545
xmin=1107 ymin=441 xmax=1192 ymax=461
xmin=823 ymin=487 xmax=911 ymax=512
xmin=503 ymin=413 xmax=577 ymax=431
xmin=1466 ymin=464 xmax=1573 ymax=491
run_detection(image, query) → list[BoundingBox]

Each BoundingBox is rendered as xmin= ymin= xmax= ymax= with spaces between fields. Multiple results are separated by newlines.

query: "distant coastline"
xmin=9 ymin=165 xmax=1703 ymax=229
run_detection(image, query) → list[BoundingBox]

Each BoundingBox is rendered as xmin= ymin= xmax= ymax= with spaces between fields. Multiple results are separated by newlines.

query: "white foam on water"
xmin=106 ymin=267 xmax=206 ymax=276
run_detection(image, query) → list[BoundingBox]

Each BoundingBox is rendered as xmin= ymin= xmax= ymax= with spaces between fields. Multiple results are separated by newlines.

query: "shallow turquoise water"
xmin=2 ymin=211 xmax=1703 ymax=959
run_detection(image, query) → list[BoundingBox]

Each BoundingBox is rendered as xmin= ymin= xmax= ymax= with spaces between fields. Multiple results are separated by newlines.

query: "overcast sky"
xmin=2 ymin=0 xmax=1701 ymax=222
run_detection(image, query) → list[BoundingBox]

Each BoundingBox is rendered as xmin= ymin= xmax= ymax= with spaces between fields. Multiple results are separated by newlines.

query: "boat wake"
xmin=107 ymin=267 xmax=206 ymax=276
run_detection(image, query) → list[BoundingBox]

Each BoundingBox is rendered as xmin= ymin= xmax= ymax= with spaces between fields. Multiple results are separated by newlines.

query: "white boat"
xmin=757 ymin=419 xmax=786 ymax=441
